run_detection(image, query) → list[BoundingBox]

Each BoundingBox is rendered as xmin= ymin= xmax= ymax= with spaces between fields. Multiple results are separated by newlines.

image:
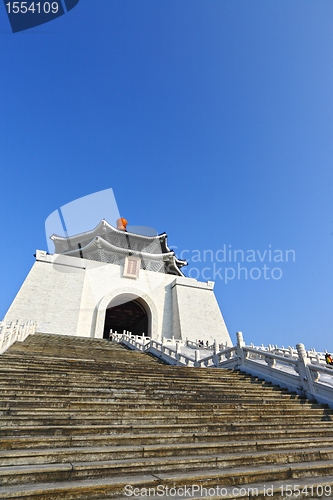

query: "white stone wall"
xmin=172 ymin=277 xmax=232 ymax=346
xmin=4 ymin=250 xmax=232 ymax=345
xmin=4 ymin=251 xmax=85 ymax=335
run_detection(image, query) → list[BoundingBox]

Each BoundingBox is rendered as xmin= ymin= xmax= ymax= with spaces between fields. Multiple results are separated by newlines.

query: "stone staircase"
xmin=0 ymin=333 xmax=333 ymax=499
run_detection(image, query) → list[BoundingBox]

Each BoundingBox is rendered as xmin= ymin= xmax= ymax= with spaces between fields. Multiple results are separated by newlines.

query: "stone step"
xmin=0 ymin=373 xmax=293 ymax=389
xmin=1 ymin=407 xmax=330 ymax=420
xmin=0 ymin=356 xmax=209 ymax=365
xmin=0 ymin=438 xmax=332 ymax=466
xmin=0 ymin=385 xmax=303 ymax=397
xmin=0 ymin=397 xmax=313 ymax=408
xmin=1 ymin=334 xmax=331 ymax=499
xmin=0 ymin=380 xmax=295 ymax=395
xmin=1 ymin=392 xmax=310 ymax=404
xmin=0 ymin=386 xmax=302 ymax=397
xmin=2 ymin=420 xmax=333 ymax=437
xmin=0 ymin=369 xmax=286 ymax=381
xmin=116 ymin=476 xmax=333 ymax=500
xmin=2 ymin=403 xmax=319 ymax=414
xmin=1 ymin=413 xmax=331 ymax=428
xmin=0 ymin=391 xmax=318 ymax=405
xmin=0 ymin=383 xmax=308 ymax=399
xmin=0 ymin=364 xmax=280 ymax=381
xmin=1 ymin=464 xmax=333 ymax=499
xmin=1 ymin=447 xmax=333 ymax=486
xmin=0 ymin=385 xmax=310 ymax=398
xmin=0 ymin=383 xmax=290 ymax=397
xmin=0 ymin=363 xmax=290 ymax=376
xmin=0 ymin=368 xmax=314 ymax=386
xmin=1 ymin=427 xmax=333 ymax=451
xmin=0 ymin=391 xmax=311 ymax=405
xmin=0 ymin=370 xmax=296 ymax=383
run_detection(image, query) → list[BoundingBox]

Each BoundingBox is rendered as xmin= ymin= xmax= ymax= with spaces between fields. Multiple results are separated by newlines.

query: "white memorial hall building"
xmin=4 ymin=219 xmax=232 ymax=346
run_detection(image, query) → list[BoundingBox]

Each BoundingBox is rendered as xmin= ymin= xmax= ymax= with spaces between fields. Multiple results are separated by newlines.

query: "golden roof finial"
xmin=116 ymin=218 xmax=127 ymax=231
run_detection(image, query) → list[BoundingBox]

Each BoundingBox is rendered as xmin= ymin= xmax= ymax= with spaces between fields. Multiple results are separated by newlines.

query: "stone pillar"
xmin=175 ymin=342 xmax=180 ymax=365
xmin=296 ymin=343 xmax=316 ymax=397
xmin=236 ymin=331 xmax=245 ymax=368
xmin=213 ymin=340 xmax=219 ymax=367
xmin=236 ymin=331 xmax=245 ymax=347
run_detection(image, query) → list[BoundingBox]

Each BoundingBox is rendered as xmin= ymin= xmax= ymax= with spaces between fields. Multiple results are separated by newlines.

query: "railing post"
xmin=213 ymin=340 xmax=219 ymax=367
xmin=236 ymin=331 xmax=245 ymax=347
xmin=296 ymin=343 xmax=316 ymax=397
xmin=194 ymin=349 xmax=200 ymax=367
xmin=175 ymin=342 xmax=180 ymax=365
xmin=236 ymin=331 xmax=245 ymax=368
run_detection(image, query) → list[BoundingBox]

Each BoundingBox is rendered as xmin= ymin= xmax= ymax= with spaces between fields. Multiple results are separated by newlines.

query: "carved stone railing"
xmin=111 ymin=330 xmax=229 ymax=351
xmin=0 ymin=319 xmax=37 ymax=355
xmin=112 ymin=332 xmax=237 ymax=368
xmin=113 ymin=331 xmax=333 ymax=409
xmin=231 ymin=335 xmax=333 ymax=408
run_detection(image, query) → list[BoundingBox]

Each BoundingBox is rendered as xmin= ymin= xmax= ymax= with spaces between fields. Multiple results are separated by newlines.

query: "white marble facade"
xmin=4 ymin=249 xmax=232 ymax=346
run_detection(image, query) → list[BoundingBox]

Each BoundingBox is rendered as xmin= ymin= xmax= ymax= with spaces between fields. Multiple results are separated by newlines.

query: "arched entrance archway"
xmin=103 ymin=298 xmax=148 ymax=339
xmin=94 ymin=287 xmax=158 ymax=340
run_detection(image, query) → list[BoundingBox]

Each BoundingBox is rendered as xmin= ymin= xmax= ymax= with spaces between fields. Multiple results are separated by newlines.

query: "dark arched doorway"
xmin=103 ymin=298 xmax=149 ymax=339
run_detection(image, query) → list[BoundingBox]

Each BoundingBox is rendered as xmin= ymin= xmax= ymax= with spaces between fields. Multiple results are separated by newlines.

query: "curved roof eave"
xmin=50 ymin=219 xmax=168 ymax=246
xmin=61 ymin=236 xmax=179 ymax=262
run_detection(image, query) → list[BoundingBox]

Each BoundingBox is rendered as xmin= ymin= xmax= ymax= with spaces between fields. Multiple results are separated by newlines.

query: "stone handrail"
xmin=0 ymin=319 xmax=37 ymax=355
xmin=112 ymin=330 xmax=227 ymax=351
xmin=218 ymin=333 xmax=333 ymax=408
xmin=245 ymin=342 xmax=330 ymax=363
xmin=113 ymin=332 xmax=237 ymax=368
xmin=113 ymin=331 xmax=333 ymax=408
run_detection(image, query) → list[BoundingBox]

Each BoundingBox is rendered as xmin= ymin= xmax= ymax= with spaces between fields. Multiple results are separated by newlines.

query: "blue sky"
xmin=1 ymin=1 xmax=333 ymax=351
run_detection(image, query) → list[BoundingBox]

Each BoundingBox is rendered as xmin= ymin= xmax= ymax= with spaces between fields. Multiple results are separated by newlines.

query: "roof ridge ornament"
xmin=116 ymin=218 xmax=128 ymax=231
